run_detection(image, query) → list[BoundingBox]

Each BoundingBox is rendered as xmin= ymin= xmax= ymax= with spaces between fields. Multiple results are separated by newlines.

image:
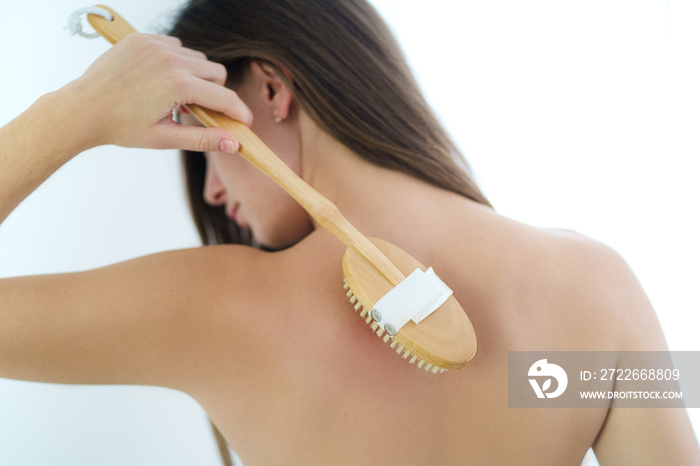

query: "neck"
xmin=297 ymin=112 xmax=443 ymax=235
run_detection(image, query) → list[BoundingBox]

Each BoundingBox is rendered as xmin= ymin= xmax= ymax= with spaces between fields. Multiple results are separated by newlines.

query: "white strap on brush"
xmin=371 ymin=267 xmax=453 ymax=336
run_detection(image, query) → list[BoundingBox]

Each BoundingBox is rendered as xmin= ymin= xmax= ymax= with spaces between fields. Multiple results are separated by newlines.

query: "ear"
xmin=250 ymin=61 xmax=294 ymax=121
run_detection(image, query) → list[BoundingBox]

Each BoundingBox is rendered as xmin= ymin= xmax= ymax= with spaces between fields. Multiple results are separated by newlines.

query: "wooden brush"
xmin=80 ymin=4 xmax=477 ymax=372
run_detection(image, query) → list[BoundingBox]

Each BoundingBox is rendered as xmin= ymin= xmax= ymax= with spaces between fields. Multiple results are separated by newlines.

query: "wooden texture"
xmin=185 ymin=107 xmax=406 ymax=285
xmin=87 ymin=5 xmax=403 ymax=285
xmin=87 ymin=5 xmax=137 ymax=45
xmin=344 ymin=238 xmax=476 ymax=369
xmin=86 ymin=5 xmax=477 ymax=370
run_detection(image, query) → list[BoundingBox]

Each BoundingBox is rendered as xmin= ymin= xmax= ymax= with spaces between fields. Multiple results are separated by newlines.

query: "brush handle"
xmin=87 ymin=5 xmax=405 ymax=285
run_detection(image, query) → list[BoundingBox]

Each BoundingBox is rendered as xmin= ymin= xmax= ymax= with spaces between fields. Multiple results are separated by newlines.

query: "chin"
xmin=253 ymin=220 xmax=314 ymax=251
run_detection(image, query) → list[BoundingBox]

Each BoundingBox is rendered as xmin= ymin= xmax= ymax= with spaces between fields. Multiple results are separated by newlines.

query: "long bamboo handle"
xmin=87 ymin=5 xmax=405 ymax=285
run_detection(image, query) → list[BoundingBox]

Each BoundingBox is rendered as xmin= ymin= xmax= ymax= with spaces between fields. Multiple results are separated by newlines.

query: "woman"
xmin=0 ymin=0 xmax=697 ymax=464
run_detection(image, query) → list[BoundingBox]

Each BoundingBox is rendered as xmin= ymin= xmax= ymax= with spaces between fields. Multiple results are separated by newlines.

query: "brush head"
xmin=342 ymin=238 xmax=477 ymax=372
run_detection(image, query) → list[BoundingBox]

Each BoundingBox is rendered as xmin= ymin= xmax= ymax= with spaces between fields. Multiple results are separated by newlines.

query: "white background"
xmin=0 ymin=1 xmax=697 ymax=465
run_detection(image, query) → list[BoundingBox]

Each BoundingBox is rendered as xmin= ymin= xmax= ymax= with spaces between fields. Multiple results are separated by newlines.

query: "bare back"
xmin=190 ymin=187 xmax=622 ymax=465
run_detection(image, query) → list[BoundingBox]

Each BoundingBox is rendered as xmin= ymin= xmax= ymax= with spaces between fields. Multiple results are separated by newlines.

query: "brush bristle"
xmin=342 ymin=277 xmax=448 ymax=374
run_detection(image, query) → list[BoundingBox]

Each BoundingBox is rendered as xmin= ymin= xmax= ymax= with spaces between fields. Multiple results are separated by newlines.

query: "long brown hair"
xmin=170 ymin=0 xmax=491 ymax=250
xmin=168 ymin=0 xmax=490 ymax=460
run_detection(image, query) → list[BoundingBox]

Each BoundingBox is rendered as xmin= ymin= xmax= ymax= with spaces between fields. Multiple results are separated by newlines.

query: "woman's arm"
xmin=0 ymin=243 xmax=269 ymax=394
xmin=569 ymin=237 xmax=700 ymax=463
xmin=0 ymin=33 xmax=260 ymax=392
xmin=0 ymin=89 xmax=89 ymax=225
xmin=0 ymin=33 xmax=251 ymax=226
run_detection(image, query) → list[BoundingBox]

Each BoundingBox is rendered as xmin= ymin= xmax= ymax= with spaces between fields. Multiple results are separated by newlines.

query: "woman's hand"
xmin=63 ymin=33 xmax=252 ymax=153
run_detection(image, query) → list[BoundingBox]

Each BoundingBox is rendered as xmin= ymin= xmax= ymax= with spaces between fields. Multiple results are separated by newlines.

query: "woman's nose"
xmin=203 ymin=165 xmax=226 ymax=206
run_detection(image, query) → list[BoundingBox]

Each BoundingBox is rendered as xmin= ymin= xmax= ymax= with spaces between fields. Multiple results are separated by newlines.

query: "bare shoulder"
xmin=541 ymin=230 xmax=700 ymax=461
xmin=528 ymin=226 xmax=638 ymax=288
xmin=0 ymin=242 xmax=272 ymax=392
xmin=515 ymin=225 xmax=667 ymax=352
xmin=494 ymin=226 xmax=700 ymax=465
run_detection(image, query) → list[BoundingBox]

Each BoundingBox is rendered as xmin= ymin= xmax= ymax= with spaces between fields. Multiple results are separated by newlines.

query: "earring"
xmin=273 ymin=109 xmax=283 ymax=123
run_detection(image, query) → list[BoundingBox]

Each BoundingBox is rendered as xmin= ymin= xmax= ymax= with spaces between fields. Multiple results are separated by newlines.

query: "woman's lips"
xmin=226 ymin=203 xmax=240 ymax=222
xmin=228 ymin=203 xmax=248 ymax=227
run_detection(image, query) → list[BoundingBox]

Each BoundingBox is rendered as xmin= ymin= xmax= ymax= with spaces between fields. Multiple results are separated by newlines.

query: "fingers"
xmin=148 ymin=34 xmax=182 ymax=46
xmin=150 ymin=37 xmax=247 ymax=125
xmin=186 ymin=58 xmax=228 ymax=87
xmin=165 ymin=42 xmax=209 ymax=62
xmin=144 ymin=34 xmax=226 ymax=85
xmin=95 ymin=33 xmax=253 ymax=150
xmin=181 ymin=78 xmax=254 ymax=127
xmin=150 ymin=124 xmax=240 ymax=154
